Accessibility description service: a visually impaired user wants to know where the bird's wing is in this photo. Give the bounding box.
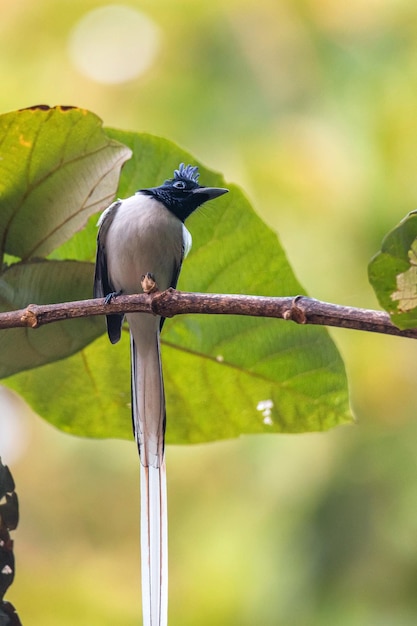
[159,224,192,331]
[94,200,121,298]
[169,223,192,290]
[94,201,124,344]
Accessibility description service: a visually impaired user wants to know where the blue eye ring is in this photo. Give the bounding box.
[173,180,187,189]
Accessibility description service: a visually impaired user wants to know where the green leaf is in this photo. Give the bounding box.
[0,260,103,377]
[0,105,131,260]
[48,212,99,263]
[5,333,129,440]
[5,130,352,442]
[369,210,417,329]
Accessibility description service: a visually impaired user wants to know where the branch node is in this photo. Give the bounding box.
[149,289,171,318]
[284,295,308,324]
[20,306,39,328]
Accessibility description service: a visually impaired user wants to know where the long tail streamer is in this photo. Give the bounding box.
[140,462,168,626]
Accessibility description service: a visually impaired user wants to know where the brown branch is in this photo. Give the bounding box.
[0,289,416,339]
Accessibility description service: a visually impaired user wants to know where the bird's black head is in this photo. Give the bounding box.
[139,163,228,222]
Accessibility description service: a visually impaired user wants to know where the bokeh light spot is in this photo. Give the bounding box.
[68,5,161,84]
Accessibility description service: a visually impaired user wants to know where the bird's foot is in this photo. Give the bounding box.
[141,273,159,294]
[104,290,122,304]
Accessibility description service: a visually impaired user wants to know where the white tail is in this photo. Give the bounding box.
[129,315,168,626]
[140,462,168,626]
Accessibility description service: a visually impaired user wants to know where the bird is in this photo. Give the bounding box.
[93,163,228,626]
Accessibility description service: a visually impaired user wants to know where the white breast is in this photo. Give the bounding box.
[105,194,187,295]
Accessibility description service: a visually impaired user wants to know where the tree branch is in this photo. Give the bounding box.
[0,289,415,339]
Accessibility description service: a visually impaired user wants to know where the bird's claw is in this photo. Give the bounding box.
[141,272,159,294]
[104,290,122,304]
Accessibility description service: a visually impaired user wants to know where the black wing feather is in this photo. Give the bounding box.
[159,240,185,332]
[94,201,124,344]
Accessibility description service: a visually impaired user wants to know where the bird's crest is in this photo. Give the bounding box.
[174,163,200,183]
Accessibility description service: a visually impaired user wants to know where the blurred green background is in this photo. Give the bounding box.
[2,0,417,624]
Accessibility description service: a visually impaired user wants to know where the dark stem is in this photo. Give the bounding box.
[0,289,415,340]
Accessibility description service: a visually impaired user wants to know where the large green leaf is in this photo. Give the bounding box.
[0,106,131,381]
[6,333,130,440]
[0,105,131,260]
[0,260,103,377]
[5,130,352,442]
[369,211,417,330]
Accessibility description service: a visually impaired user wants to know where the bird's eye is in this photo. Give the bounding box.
[173,180,187,189]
